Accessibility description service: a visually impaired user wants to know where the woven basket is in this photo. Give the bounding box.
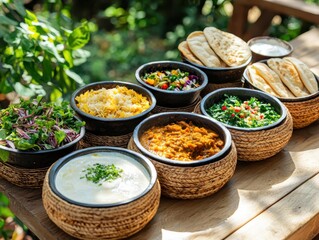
[152,96,201,114]
[0,162,48,188]
[128,139,237,199]
[282,94,319,129]
[243,71,319,129]
[194,104,293,161]
[42,170,161,240]
[79,131,132,148]
[201,81,243,98]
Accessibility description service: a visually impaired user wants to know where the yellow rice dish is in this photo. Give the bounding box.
[75,86,151,118]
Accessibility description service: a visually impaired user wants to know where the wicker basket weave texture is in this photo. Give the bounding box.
[0,162,48,188]
[79,131,133,148]
[128,139,237,199]
[201,81,243,98]
[283,95,319,129]
[152,96,201,114]
[42,171,161,240]
[193,104,293,161]
[228,110,293,161]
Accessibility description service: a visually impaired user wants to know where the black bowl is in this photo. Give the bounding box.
[70,81,156,136]
[200,88,287,131]
[0,119,85,169]
[133,112,232,167]
[242,60,319,102]
[135,61,208,107]
[48,146,157,208]
[181,54,251,84]
[247,36,293,63]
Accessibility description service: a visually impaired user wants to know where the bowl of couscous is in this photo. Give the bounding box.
[70,81,156,136]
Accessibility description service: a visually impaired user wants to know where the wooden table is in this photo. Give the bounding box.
[1,29,319,240]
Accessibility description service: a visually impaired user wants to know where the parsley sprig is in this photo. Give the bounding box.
[81,163,123,186]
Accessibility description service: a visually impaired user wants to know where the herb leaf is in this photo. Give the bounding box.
[81,163,123,186]
[0,97,85,151]
[206,94,281,128]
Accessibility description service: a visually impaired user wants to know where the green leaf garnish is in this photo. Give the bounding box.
[81,163,123,186]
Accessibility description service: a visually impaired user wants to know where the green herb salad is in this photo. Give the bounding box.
[0,96,85,151]
[206,95,281,128]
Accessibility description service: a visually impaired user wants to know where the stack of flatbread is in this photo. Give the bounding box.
[178,27,252,68]
[246,57,318,98]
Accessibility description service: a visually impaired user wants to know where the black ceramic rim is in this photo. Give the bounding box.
[70,81,157,122]
[182,55,252,71]
[200,87,287,132]
[133,112,232,167]
[247,36,293,57]
[135,60,208,95]
[49,146,157,208]
[242,62,319,102]
[0,117,85,155]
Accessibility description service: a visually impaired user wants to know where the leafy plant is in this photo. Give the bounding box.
[0,1,91,102]
[0,193,14,240]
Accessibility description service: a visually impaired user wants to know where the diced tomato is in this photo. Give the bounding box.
[234,106,241,112]
[231,113,235,117]
[239,113,245,118]
[221,105,227,111]
[161,83,168,90]
[260,114,264,119]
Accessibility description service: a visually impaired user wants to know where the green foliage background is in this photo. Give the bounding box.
[1,0,318,100]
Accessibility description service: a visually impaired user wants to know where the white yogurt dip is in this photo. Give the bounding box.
[55,152,150,205]
[250,39,290,56]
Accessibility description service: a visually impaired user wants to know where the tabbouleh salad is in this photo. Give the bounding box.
[206,95,281,128]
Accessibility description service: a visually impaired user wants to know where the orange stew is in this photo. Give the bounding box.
[140,121,224,161]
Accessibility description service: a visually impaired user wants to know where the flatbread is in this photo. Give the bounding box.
[186,31,221,67]
[284,57,318,94]
[247,65,279,97]
[267,58,310,97]
[252,62,295,98]
[203,27,251,67]
[178,41,204,66]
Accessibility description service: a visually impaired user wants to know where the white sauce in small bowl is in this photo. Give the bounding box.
[55,152,150,205]
[250,42,290,56]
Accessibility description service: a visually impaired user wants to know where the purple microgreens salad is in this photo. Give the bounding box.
[0,96,85,151]
[142,69,200,91]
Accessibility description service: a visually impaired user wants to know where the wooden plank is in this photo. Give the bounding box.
[132,121,319,240]
[290,28,319,75]
[225,174,319,240]
[236,0,319,24]
[227,3,250,37]
[229,1,319,38]
[0,180,76,240]
[243,10,275,40]
[290,28,319,59]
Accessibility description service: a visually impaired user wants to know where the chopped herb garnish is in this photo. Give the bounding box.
[0,96,85,151]
[206,94,281,128]
[81,163,123,185]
